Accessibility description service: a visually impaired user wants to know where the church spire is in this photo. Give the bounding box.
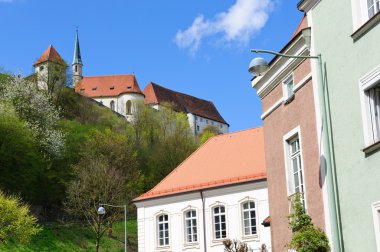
[72,28,83,86]
[72,28,82,65]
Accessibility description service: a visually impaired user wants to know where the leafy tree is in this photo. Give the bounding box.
[0,107,45,202]
[0,191,41,244]
[132,102,197,189]
[199,125,221,145]
[65,159,126,252]
[1,76,64,158]
[287,194,330,252]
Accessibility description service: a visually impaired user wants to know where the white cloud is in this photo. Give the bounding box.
[175,0,272,54]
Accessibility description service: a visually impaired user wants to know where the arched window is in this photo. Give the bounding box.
[184,210,197,243]
[212,205,226,240]
[126,100,132,115]
[241,201,257,236]
[110,100,115,111]
[157,214,169,246]
[75,65,78,72]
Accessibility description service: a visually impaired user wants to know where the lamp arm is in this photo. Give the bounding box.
[251,49,319,60]
[99,203,126,209]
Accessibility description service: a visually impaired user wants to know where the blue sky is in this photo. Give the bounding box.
[0,0,303,132]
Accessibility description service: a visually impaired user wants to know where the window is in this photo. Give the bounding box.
[284,129,306,209]
[195,116,198,121]
[39,66,44,71]
[373,201,380,251]
[212,206,226,240]
[184,210,197,243]
[110,100,115,111]
[126,100,132,115]
[359,66,380,147]
[220,123,223,129]
[367,0,380,18]
[211,121,214,125]
[366,85,380,143]
[206,119,209,124]
[157,214,169,247]
[196,125,200,132]
[283,74,295,101]
[242,201,257,236]
[200,118,203,122]
[75,65,78,72]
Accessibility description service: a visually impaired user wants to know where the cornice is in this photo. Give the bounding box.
[297,0,321,13]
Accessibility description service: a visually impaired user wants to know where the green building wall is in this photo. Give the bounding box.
[310,1,380,251]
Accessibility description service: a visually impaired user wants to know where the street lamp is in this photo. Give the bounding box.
[248,48,343,252]
[97,204,128,252]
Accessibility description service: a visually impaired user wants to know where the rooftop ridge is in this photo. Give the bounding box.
[149,81,214,104]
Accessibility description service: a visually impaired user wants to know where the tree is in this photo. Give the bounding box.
[1,76,64,158]
[223,239,251,252]
[287,194,330,252]
[199,125,221,145]
[65,159,126,252]
[0,191,41,244]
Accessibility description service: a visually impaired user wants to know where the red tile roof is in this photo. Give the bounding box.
[143,82,228,124]
[33,45,67,66]
[74,74,143,97]
[262,216,271,227]
[133,127,266,202]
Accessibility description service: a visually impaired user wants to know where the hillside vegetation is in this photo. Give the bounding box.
[0,72,211,250]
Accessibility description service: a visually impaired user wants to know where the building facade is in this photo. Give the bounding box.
[252,17,329,251]
[298,0,380,251]
[134,127,271,251]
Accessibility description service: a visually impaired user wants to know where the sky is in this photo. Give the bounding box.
[0,0,303,132]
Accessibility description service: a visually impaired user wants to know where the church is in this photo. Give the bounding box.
[32,31,229,135]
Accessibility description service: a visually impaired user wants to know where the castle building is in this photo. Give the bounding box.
[32,31,229,134]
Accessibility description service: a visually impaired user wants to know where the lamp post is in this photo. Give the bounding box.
[248,49,343,252]
[97,204,128,252]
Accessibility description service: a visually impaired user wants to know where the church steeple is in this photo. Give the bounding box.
[72,28,83,86]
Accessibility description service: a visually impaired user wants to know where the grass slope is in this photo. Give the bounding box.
[0,220,137,252]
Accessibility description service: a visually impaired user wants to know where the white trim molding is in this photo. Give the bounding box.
[372,200,380,251]
[358,64,380,148]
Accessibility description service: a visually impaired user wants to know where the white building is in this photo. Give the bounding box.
[133,127,271,252]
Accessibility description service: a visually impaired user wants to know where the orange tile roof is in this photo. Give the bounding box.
[74,74,143,97]
[143,82,228,124]
[33,45,67,66]
[133,127,266,202]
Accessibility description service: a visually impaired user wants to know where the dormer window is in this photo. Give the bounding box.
[127,86,132,89]
[92,87,97,91]
[110,86,115,90]
[80,88,85,92]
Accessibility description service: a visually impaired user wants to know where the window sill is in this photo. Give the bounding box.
[210,239,226,246]
[182,243,200,250]
[352,11,380,41]
[241,234,259,242]
[362,140,380,154]
[284,94,295,105]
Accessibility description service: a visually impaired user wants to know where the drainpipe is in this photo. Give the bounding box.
[200,190,207,252]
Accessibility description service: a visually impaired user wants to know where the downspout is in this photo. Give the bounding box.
[200,190,207,252]
[317,56,344,252]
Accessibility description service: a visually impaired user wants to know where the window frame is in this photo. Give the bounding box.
[282,74,295,102]
[211,204,227,241]
[126,100,132,115]
[156,212,170,249]
[110,100,115,111]
[183,208,199,246]
[372,200,380,251]
[359,64,380,148]
[283,127,307,210]
[239,197,259,241]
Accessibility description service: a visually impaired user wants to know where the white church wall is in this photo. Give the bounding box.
[192,114,229,135]
[93,93,144,121]
[135,181,271,252]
